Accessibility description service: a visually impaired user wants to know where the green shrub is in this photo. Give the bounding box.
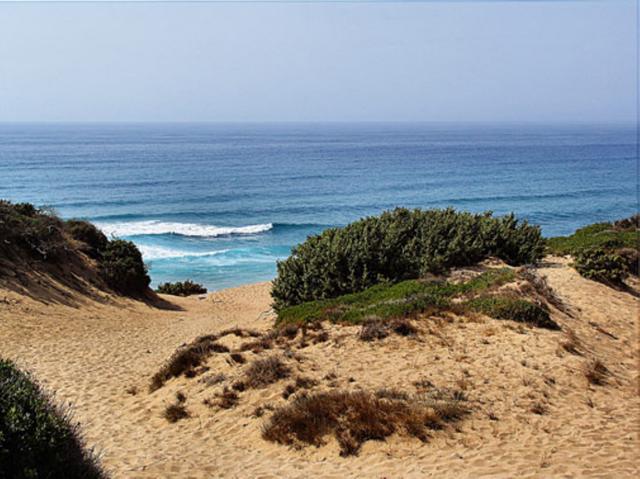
[573,248,628,285]
[156,280,207,296]
[546,221,637,256]
[65,220,108,259]
[272,208,543,309]
[277,268,527,327]
[465,296,559,330]
[99,239,150,295]
[0,358,106,479]
[0,200,67,261]
[616,247,639,276]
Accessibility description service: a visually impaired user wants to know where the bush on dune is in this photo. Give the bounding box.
[546,215,638,284]
[573,248,628,285]
[99,239,150,295]
[272,208,544,309]
[156,280,207,296]
[0,358,106,479]
[65,219,109,259]
[0,200,68,261]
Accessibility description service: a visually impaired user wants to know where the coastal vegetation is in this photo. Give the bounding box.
[272,208,544,310]
[0,200,150,296]
[547,215,638,285]
[276,268,558,330]
[262,388,468,456]
[156,280,207,296]
[0,358,106,479]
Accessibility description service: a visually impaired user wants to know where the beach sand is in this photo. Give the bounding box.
[1,257,638,478]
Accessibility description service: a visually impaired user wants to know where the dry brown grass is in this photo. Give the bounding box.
[584,359,609,386]
[262,389,468,456]
[559,328,582,356]
[519,267,574,317]
[150,335,230,391]
[359,318,389,341]
[164,403,189,423]
[244,356,291,389]
[358,316,418,342]
[216,388,240,409]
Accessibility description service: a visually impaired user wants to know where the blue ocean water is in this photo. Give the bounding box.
[0,123,636,291]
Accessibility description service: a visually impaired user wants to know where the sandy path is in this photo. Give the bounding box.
[1,259,638,478]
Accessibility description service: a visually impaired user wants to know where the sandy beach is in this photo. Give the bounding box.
[1,256,638,478]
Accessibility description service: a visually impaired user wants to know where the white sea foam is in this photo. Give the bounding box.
[96,220,273,238]
[138,245,231,260]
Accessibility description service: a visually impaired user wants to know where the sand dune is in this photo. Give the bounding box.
[1,257,638,478]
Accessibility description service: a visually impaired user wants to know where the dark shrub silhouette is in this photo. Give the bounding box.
[100,239,150,295]
[0,358,106,478]
[156,280,207,296]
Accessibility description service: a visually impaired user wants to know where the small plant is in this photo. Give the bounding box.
[164,403,189,423]
[574,248,628,285]
[150,335,228,391]
[244,356,291,389]
[100,239,150,295]
[156,280,207,296]
[359,318,389,341]
[0,358,106,478]
[216,388,240,409]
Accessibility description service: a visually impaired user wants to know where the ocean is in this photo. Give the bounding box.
[0,122,636,291]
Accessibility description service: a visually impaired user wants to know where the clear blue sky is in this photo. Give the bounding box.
[0,0,636,122]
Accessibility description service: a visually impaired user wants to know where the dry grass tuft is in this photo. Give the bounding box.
[244,356,291,389]
[164,403,189,423]
[584,359,609,386]
[216,388,240,409]
[530,401,548,415]
[262,389,468,456]
[559,329,582,356]
[359,318,389,341]
[390,318,418,336]
[519,267,574,316]
[150,335,231,391]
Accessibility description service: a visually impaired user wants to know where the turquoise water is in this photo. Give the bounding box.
[0,122,636,290]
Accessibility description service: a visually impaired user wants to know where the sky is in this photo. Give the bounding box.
[0,0,636,123]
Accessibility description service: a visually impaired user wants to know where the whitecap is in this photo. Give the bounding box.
[138,245,231,260]
[95,220,273,238]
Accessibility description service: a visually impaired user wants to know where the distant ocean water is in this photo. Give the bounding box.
[0,123,636,290]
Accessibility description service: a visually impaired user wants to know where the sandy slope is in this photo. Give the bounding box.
[1,257,638,478]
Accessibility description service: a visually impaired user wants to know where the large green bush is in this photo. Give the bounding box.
[65,220,108,259]
[0,358,107,479]
[272,208,543,309]
[100,239,150,295]
[574,247,628,285]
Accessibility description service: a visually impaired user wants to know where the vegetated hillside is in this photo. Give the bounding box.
[0,200,150,301]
